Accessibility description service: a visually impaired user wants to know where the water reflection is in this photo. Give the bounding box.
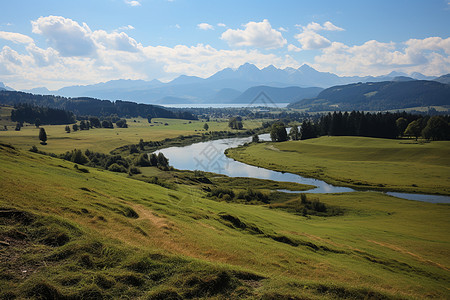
[155,135,450,203]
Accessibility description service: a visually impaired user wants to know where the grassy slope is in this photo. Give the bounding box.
[226,136,450,195]
[0,116,263,154]
[0,143,449,299]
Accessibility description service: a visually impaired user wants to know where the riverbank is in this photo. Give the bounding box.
[225,136,450,196]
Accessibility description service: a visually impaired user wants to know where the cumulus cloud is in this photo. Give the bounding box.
[217,23,226,27]
[294,21,343,50]
[125,0,141,6]
[0,31,34,44]
[92,30,141,52]
[313,37,450,76]
[31,16,96,57]
[221,19,287,49]
[197,23,214,30]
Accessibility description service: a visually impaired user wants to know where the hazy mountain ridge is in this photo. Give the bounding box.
[288,80,450,111]
[13,64,445,105]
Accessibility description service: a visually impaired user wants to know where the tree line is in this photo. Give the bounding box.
[267,111,449,142]
[11,103,75,125]
[0,90,197,120]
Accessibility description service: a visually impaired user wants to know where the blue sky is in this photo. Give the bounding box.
[1,0,449,89]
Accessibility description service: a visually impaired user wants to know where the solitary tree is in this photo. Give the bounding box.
[203,123,209,131]
[39,127,47,145]
[252,134,259,143]
[65,125,71,133]
[270,122,288,142]
[34,118,41,128]
[72,124,79,131]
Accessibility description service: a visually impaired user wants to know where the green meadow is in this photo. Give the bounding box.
[1,141,449,299]
[226,136,450,195]
[0,108,263,154]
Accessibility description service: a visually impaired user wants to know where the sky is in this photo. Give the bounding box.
[1,0,449,90]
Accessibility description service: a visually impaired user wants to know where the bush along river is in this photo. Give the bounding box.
[154,134,450,204]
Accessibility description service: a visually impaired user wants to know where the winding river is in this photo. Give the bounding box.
[155,134,450,204]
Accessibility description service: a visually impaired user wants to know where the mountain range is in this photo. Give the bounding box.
[10,64,445,105]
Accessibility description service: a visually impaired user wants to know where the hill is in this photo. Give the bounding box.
[288,80,450,111]
[1,141,449,299]
[0,91,197,120]
[231,86,323,104]
[434,74,450,85]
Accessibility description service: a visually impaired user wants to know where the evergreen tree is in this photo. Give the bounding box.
[300,120,317,140]
[72,124,79,131]
[203,123,209,131]
[65,125,71,133]
[35,118,41,128]
[39,128,47,145]
[252,134,259,143]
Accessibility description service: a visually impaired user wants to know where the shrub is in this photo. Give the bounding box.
[108,163,127,173]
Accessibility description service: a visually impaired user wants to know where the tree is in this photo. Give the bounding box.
[252,134,259,143]
[65,125,71,133]
[116,119,128,128]
[289,125,300,140]
[422,116,449,141]
[228,117,243,130]
[39,128,47,145]
[89,117,101,128]
[404,119,423,140]
[270,122,288,142]
[72,124,79,131]
[396,117,408,137]
[101,120,114,129]
[147,115,152,123]
[15,122,21,131]
[300,120,317,140]
[34,118,41,128]
[203,123,209,131]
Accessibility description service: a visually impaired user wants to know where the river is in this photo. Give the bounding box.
[155,134,450,204]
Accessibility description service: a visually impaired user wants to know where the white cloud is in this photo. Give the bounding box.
[125,0,141,6]
[221,19,287,49]
[295,21,343,50]
[278,27,288,32]
[287,44,301,52]
[313,37,450,76]
[92,30,141,52]
[217,23,226,27]
[117,25,135,31]
[0,31,34,44]
[295,31,331,50]
[31,16,96,57]
[197,23,214,30]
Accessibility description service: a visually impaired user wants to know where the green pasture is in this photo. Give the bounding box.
[0,143,449,299]
[0,115,262,154]
[226,136,450,195]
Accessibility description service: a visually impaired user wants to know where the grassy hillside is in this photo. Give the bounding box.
[226,136,450,195]
[1,143,449,299]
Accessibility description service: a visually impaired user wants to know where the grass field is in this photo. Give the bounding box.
[226,136,450,195]
[0,111,263,154]
[1,143,449,299]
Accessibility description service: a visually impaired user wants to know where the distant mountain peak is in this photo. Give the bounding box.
[237,63,260,71]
